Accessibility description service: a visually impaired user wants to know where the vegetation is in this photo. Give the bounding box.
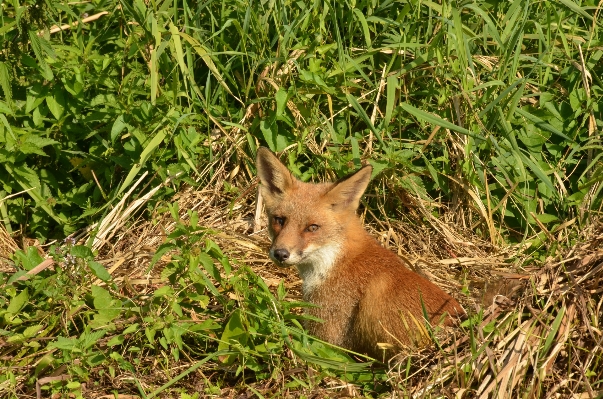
[0,0,602,397]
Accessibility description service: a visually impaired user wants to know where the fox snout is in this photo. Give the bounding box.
[270,247,291,265]
[269,244,305,267]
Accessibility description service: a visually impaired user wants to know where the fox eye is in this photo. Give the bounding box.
[273,216,285,226]
[306,224,319,232]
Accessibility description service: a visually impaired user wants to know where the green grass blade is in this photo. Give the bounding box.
[400,102,479,139]
[346,93,383,146]
[384,75,397,127]
[556,0,594,22]
[117,128,167,196]
[515,108,572,141]
[541,305,566,356]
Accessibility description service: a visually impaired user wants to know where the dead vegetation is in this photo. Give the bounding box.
[385,222,603,398]
[0,224,18,272]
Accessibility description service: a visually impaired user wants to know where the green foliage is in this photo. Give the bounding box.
[0,210,381,397]
[0,0,600,243]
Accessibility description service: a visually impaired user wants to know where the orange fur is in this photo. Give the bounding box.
[256,147,465,358]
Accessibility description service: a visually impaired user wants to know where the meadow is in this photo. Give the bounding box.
[0,0,602,397]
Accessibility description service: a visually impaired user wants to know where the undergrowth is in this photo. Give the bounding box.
[1,207,387,397]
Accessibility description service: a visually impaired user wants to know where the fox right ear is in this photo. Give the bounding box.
[256,147,294,197]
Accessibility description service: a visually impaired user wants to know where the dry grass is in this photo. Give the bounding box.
[386,222,603,398]
[0,224,18,272]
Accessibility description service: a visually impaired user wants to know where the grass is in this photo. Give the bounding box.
[0,0,602,397]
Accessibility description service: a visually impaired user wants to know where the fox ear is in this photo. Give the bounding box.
[256,147,294,197]
[325,165,372,211]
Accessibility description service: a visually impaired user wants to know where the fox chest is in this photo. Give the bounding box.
[303,279,363,347]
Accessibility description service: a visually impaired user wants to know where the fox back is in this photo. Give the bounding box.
[256,148,464,358]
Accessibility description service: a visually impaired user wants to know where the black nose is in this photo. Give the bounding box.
[273,248,290,262]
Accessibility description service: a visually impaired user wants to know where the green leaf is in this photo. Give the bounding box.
[150,47,158,105]
[218,309,248,364]
[123,324,140,335]
[48,336,77,351]
[353,8,372,49]
[534,214,559,224]
[275,88,288,117]
[277,280,286,301]
[26,83,48,113]
[149,242,176,271]
[384,75,397,127]
[368,159,388,179]
[0,62,12,108]
[23,324,44,338]
[117,128,167,196]
[111,115,129,143]
[0,100,12,116]
[518,152,556,195]
[298,70,335,94]
[90,285,121,327]
[4,163,65,224]
[28,31,53,81]
[422,155,449,195]
[515,108,571,141]
[13,247,44,271]
[259,114,291,152]
[198,252,221,283]
[63,78,83,96]
[541,305,566,355]
[291,346,370,371]
[107,335,125,347]
[154,286,174,297]
[91,286,113,310]
[24,135,58,150]
[555,0,594,21]
[346,94,383,146]
[88,261,112,281]
[46,90,65,120]
[7,289,29,315]
[71,245,94,259]
[400,102,479,139]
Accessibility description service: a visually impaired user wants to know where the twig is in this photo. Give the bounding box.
[38,11,109,36]
[15,258,55,281]
[366,64,387,155]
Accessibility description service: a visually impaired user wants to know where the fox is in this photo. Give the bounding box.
[255,147,465,358]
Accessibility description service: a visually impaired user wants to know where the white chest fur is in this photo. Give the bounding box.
[296,243,342,295]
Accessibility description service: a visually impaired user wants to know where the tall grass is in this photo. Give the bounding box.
[0,0,600,243]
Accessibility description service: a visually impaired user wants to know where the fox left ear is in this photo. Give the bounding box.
[325,165,373,211]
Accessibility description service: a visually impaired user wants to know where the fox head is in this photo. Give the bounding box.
[256,147,372,286]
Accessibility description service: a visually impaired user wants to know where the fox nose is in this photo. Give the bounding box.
[273,248,290,262]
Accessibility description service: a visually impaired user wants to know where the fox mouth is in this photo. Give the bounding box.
[272,260,295,268]
[269,254,297,268]
[269,249,301,267]
[269,243,341,269]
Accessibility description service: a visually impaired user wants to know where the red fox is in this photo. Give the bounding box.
[256,147,465,358]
